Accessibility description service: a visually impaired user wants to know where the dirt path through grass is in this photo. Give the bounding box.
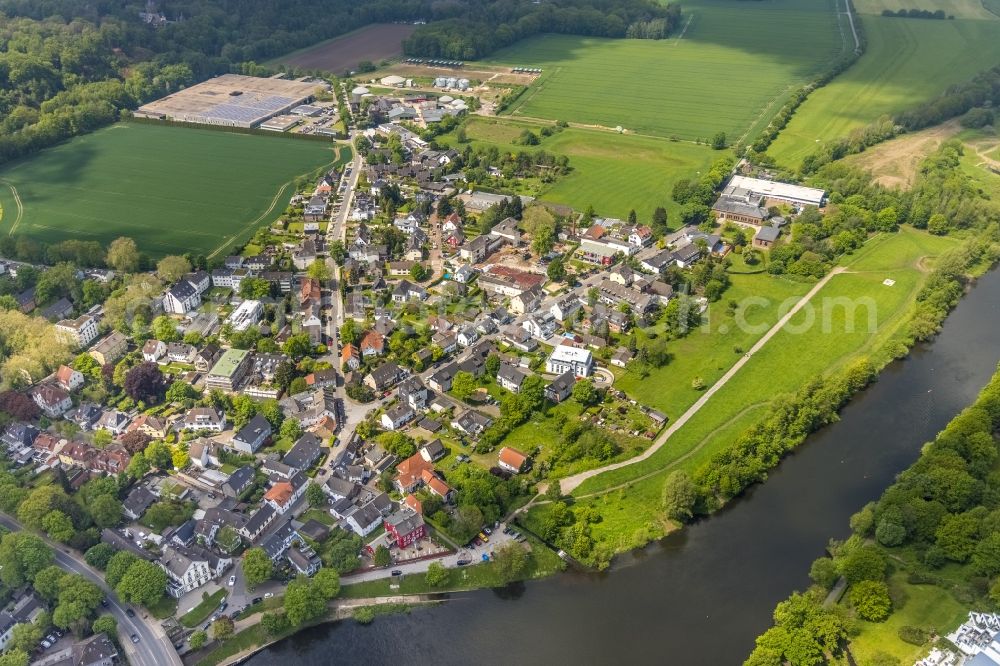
[558,266,848,494]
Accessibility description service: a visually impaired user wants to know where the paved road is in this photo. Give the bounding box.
[557,267,849,494]
[0,514,182,666]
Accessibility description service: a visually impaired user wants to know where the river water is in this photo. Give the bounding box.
[251,269,1000,666]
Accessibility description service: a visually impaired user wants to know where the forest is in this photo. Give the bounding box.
[402,0,682,59]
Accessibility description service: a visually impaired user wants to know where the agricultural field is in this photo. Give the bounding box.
[768,15,1000,167]
[442,116,715,221]
[268,23,416,73]
[486,0,845,141]
[0,123,338,258]
[523,229,960,553]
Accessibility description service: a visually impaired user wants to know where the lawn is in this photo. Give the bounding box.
[845,572,969,664]
[0,123,340,258]
[180,589,227,628]
[443,116,715,221]
[768,15,1000,167]
[525,229,959,555]
[300,508,335,526]
[486,0,844,141]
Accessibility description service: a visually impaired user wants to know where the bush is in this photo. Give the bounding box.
[849,580,892,622]
[353,606,376,625]
[897,625,930,645]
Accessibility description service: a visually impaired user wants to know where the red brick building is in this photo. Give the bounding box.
[385,509,426,548]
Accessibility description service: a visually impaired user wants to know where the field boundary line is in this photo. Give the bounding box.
[0,179,25,235]
[207,180,291,260]
[673,13,694,45]
[507,67,561,117]
[561,266,848,495]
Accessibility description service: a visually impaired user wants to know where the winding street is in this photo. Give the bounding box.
[556,267,848,495]
[0,513,182,666]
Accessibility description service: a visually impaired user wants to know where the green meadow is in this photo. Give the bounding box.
[769,14,1000,167]
[487,0,845,141]
[444,116,715,221]
[523,229,960,554]
[0,123,339,258]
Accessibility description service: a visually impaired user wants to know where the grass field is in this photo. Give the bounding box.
[845,572,968,664]
[267,23,416,72]
[769,15,1000,167]
[0,123,339,258]
[486,0,845,141]
[523,229,960,554]
[444,116,715,220]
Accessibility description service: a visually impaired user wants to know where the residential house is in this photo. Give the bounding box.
[65,403,102,431]
[142,339,166,363]
[54,365,84,392]
[431,330,457,354]
[612,346,636,367]
[123,486,156,520]
[546,344,594,377]
[346,502,384,537]
[127,414,169,439]
[240,504,276,542]
[324,476,360,502]
[279,388,337,428]
[522,312,557,339]
[55,314,99,348]
[222,465,255,498]
[182,407,226,432]
[385,509,427,548]
[188,438,222,469]
[160,543,231,598]
[232,414,271,454]
[284,433,324,472]
[195,343,222,372]
[456,325,479,348]
[497,364,528,393]
[510,286,544,316]
[163,280,200,315]
[394,452,433,494]
[451,410,493,437]
[498,446,529,474]
[398,377,428,410]
[341,343,361,371]
[364,362,401,392]
[544,370,576,403]
[381,405,415,431]
[550,295,581,322]
[501,325,538,352]
[31,384,72,418]
[391,279,427,303]
[359,330,385,357]
[427,363,457,392]
[264,472,309,514]
[89,332,128,366]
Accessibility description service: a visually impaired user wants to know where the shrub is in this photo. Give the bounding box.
[897,625,929,645]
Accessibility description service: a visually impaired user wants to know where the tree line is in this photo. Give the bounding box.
[880,8,950,18]
[402,0,681,60]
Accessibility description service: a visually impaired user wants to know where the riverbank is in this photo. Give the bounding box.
[520,228,999,567]
[192,596,437,666]
[745,362,1000,665]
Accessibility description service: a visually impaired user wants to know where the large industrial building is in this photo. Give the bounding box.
[135,74,325,129]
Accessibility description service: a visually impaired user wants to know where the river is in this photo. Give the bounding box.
[250,268,1000,666]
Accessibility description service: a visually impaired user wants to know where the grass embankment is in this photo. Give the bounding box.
[0,123,339,257]
[443,115,715,221]
[180,589,227,628]
[487,0,843,141]
[769,15,1000,167]
[523,228,960,555]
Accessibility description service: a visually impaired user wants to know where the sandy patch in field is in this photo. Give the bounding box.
[846,120,961,189]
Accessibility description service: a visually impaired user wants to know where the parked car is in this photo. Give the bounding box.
[125,608,135,618]
[40,640,52,649]
[482,527,492,536]
[252,597,263,605]
[478,532,489,543]
[264,592,274,599]
[391,570,402,576]
[456,559,471,566]
[228,575,236,586]
[131,634,140,644]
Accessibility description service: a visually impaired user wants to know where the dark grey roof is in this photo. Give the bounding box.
[123,486,156,517]
[755,226,781,242]
[235,414,271,444]
[283,433,323,470]
[244,503,276,535]
[547,370,576,394]
[497,363,527,387]
[225,465,255,492]
[711,196,767,219]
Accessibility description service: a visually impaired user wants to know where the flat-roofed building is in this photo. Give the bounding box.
[205,348,253,392]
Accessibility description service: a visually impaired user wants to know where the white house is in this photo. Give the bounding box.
[546,344,594,377]
[380,405,415,431]
[142,339,166,363]
[159,544,231,598]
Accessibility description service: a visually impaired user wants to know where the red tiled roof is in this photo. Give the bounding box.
[498,447,528,471]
